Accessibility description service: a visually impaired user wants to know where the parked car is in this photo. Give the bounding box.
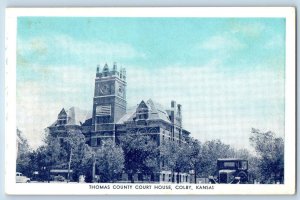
[53,175,65,182]
[209,158,249,184]
[16,172,30,183]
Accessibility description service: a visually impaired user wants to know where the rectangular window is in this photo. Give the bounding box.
[91,138,97,146]
[163,174,165,182]
[239,161,248,170]
[223,162,236,168]
[97,138,102,146]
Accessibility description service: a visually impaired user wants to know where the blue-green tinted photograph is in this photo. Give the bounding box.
[16,17,285,184]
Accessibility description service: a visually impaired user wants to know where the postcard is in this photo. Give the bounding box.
[5,7,295,195]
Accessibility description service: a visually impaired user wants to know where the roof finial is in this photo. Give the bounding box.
[103,63,109,71]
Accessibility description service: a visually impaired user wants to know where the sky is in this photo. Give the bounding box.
[16,17,285,150]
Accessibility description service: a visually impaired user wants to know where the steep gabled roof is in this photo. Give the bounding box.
[58,108,67,117]
[146,99,171,123]
[66,107,92,126]
[49,107,92,127]
[117,99,171,124]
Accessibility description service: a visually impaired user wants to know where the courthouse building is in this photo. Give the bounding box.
[48,63,191,183]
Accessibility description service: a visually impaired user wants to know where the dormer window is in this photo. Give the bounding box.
[57,108,67,126]
[136,101,149,120]
[137,108,149,120]
[58,115,67,125]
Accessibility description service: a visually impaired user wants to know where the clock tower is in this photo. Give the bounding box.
[92,62,127,134]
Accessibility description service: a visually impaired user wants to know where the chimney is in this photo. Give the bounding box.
[170,100,176,123]
[177,104,182,116]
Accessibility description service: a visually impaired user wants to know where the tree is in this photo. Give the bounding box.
[160,137,200,183]
[186,138,202,183]
[95,140,125,183]
[120,134,159,183]
[31,129,86,182]
[249,128,284,183]
[77,144,95,183]
[30,135,64,182]
[62,129,86,182]
[199,139,235,178]
[160,140,180,182]
[16,129,32,177]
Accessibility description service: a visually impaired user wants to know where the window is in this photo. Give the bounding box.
[58,118,67,125]
[97,138,102,146]
[238,161,248,170]
[221,161,236,168]
[163,174,165,182]
[59,138,64,145]
[97,116,110,123]
[136,105,149,120]
[91,138,97,147]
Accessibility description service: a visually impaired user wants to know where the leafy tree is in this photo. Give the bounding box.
[16,129,32,177]
[61,129,86,182]
[77,144,95,183]
[30,130,86,182]
[160,137,200,183]
[199,139,235,178]
[186,138,202,182]
[249,128,284,184]
[120,134,159,183]
[95,140,124,183]
[30,135,64,182]
[160,140,180,182]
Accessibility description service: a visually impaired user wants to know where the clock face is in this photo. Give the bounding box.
[99,84,110,95]
[116,85,123,98]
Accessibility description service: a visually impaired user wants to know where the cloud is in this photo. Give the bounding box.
[199,34,245,51]
[230,21,266,37]
[17,34,146,66]
[16,64,96,149]
[264,34,285,50]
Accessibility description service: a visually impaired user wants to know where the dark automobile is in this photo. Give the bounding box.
[53,175,66,182]
[209,158,248,184]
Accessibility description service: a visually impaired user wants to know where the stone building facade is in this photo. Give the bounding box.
[48,63,191,183]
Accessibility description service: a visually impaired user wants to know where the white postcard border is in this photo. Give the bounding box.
[5,7,296,195]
